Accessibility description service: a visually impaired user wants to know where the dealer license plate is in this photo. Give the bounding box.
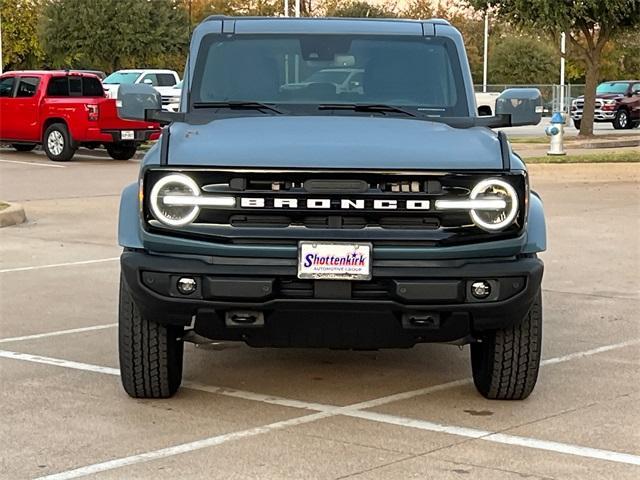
[297,242,372,281]
[121,130,135,140]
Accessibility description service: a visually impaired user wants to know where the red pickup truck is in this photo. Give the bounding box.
[0,71,160,161]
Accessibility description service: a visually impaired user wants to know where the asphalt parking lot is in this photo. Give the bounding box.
[0,148,639,480]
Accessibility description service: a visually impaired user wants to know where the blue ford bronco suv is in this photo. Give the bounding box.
[116,16,546,400]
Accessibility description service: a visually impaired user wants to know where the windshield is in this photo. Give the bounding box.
[596,82,629,95]
[103,71,141,85]
[192,34,468,116]
[307,70,352,85]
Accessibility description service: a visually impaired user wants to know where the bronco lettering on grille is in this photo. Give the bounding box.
[239,198,431,210]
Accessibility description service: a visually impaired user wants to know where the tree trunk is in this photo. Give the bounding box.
[579,60,599,137]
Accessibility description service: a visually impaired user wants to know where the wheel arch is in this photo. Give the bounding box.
[42,117,69,141]
[478,105,492,116]
[119,182,144,249]
[523,191,547,253]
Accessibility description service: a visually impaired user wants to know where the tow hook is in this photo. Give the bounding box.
[225,310,265,327]
[402,312,440,329]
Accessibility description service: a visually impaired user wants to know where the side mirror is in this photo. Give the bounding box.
[633,89,640,96]
[143,78,153,85]
[496,88,543,126]
[116,83,162,122]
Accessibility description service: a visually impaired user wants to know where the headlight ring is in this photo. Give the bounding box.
[469,178,519,231]
[149,173,201,227]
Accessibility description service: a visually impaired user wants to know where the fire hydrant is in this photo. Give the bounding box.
[545,112,566,156]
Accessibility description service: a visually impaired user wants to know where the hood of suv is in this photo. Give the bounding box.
[163,116,505,170]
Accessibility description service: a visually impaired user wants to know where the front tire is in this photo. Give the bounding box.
[12,143,37,152]
[43,123,76,161]
[119,274,184,398]
[613,109,630,129]
[470,292,542,400]
[572,119,581,130]
[106,142,137,160]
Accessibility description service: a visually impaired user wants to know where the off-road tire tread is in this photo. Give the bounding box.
[471,293,542,400]
[119,275,183,398]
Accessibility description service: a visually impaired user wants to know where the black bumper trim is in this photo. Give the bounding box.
[121,250,543,340]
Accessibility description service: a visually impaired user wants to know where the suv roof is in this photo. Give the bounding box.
[202,15,452,26]
[195,16,453,36]
[1,70,101,78]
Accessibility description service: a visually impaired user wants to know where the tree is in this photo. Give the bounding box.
[467,0,640,136]
[326,1,396,18]
[40,0,189,73]
[1,0,45,70]
[489,35,558,85]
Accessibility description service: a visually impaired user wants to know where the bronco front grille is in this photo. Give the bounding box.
[143,168,527,246]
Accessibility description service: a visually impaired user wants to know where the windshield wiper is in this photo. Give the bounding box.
[318,103,417,117]
[193,101,283,114]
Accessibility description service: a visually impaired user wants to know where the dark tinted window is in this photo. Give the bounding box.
[69,76,82,96]
[0,76,15,97]
[47,77,69,96]
[16,77,40,97]
[157,73,177,86]
[82,77,104,96]
[46,76,105,97]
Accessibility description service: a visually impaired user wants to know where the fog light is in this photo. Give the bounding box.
[471,281,491,299]
[177,277,197,295]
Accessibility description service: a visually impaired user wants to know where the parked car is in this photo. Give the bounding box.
[0,70,160,161]
[103,69,180,104]
[116,16,546,401]
[475,91,500,116]
[163,80,182,112]
[571,80,640,129]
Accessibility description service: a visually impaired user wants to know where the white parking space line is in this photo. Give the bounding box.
[0,350,120,376]
[541,339,640,365]
[37,412,333,480]
[2,337,640,478]
[0,324,117,344]
[347,338,640,411]
[0,257,119,274]
[0,158,67,168]
[347,410,640,466]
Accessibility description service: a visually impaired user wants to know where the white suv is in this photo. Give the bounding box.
[103,69,180,103]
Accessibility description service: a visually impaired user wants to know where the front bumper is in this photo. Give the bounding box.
[83,128,160,143]
[570,107,616,122]
[121,250,543,348]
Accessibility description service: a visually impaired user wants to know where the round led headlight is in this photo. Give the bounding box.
[469,179,519,231]
[149,174,201,227]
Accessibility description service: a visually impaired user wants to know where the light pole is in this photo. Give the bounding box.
[482,12,489,93]
[559,32,566,113]
[0,15,3,75]
[295,0,301,17]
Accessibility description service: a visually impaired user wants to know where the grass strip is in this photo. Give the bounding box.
[524,151,640,164]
